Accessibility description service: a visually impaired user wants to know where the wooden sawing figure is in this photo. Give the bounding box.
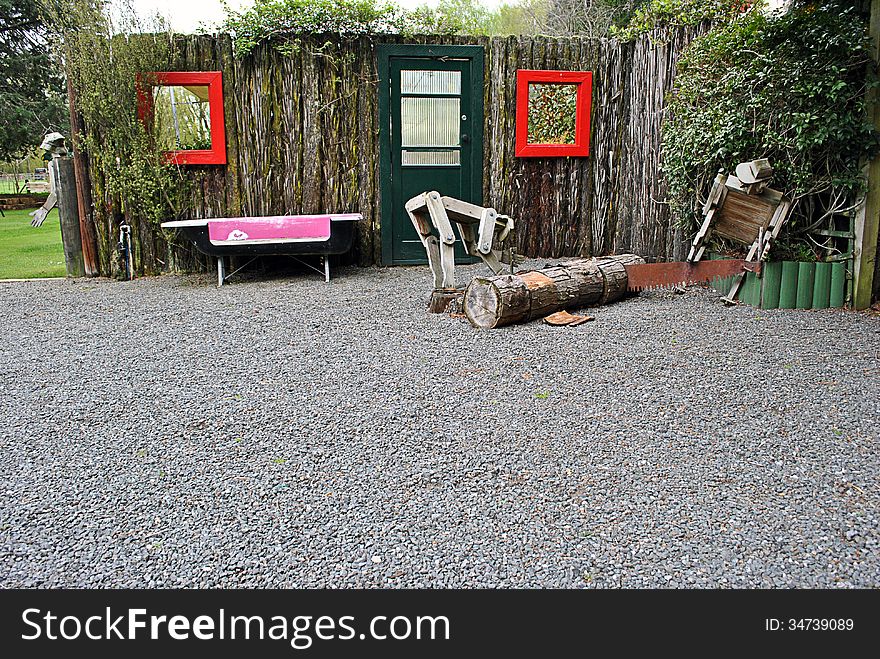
[405,191,515,310]
[687,158,792,303]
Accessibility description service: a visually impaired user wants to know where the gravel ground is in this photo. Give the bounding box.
[1,261,878,588]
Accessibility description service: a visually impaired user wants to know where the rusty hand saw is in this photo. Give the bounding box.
[625,260,761,292]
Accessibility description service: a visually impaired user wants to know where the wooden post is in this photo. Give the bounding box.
[67,78,99,276]
[52,156,86,278]
[854,0,880,308]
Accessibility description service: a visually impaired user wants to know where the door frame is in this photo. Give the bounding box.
[377,43,485,266]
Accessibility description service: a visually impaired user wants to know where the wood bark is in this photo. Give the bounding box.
[67,78,99,276]
[427,288,462,313]
[53,157,86,277]
[463,253,644,329]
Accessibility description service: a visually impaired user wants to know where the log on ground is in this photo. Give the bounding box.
[463,254,645,329]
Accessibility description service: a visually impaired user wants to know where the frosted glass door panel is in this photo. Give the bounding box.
[401,150,460,165]
[401,70,461,95]
[401,97,461,148]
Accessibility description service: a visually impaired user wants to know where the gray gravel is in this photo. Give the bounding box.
[1,261,878,588]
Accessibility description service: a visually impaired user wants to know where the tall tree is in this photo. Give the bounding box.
[534,0,645,37]
[408,0,495,34]
[0,0,66,161]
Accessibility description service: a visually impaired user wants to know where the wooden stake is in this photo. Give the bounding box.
[854,0,880,308]
[52,157,86,278]
[67,78,99,276]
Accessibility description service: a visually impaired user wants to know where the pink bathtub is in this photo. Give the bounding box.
[161,213,362,285]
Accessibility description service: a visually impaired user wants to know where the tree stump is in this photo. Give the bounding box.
[463,254,645,329]
[427,288,463,313]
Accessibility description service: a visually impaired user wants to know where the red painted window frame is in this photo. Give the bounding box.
[137,71,227,165]
[515,69,592,158]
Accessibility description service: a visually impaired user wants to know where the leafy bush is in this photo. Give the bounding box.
[0,0,67,160]
[613,0,750,40]
[406,0,496,36]
[661,2,876,245]
[222,0,409,55]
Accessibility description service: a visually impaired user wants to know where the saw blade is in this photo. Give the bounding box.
[624,260,760,292]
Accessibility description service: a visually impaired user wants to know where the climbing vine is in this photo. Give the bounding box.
[661,2,876,257]
[45,0,184,273]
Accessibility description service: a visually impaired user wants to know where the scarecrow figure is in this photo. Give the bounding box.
[29,132,69,228]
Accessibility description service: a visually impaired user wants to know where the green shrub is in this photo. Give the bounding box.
[661,2,876,245]
[613,0,749,40]
[222,0,409,55]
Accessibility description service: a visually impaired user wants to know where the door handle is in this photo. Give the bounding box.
[461,134,470,144]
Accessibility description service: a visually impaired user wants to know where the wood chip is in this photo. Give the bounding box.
[543,310,594,326]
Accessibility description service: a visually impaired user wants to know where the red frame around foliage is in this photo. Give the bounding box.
[137,71,227,165]
[515,69,592,158]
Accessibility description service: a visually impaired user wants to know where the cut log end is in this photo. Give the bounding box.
[463,278,502,328]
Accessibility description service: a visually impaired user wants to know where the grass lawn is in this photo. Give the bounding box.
[1,180,31,194]
[0,208,66,279]
[0,180,21,194]
[0,180,50,194]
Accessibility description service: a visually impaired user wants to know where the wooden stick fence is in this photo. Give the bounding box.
[74,28,707,276]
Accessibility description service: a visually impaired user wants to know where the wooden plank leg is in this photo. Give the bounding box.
[425,191,458,289]
[217,256,225,287]
[324,256,330,283]
[407,203,443,289]
[722,242,759,304]
[457,223,479,257]
[439,240,455,288]
[458,221,504,274]
[424,236,444,289]
[688,209,715,262]
[759,198,791,261]
[482,250,504,275]
[406,204,433,238]
[723,275,744,305]
[426,191,456,245]
[476,207,498,254]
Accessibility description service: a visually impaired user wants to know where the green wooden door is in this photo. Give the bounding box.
[379,45,484,265]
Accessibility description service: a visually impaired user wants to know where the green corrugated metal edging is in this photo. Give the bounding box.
[708,255,847,309]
